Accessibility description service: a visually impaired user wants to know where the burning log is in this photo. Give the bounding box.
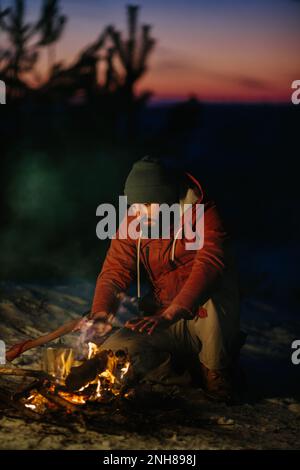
[38,386,78,413]
[13,379,44,401]
[65,349,114,392]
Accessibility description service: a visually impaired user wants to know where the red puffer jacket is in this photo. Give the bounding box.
[92,172,230,318]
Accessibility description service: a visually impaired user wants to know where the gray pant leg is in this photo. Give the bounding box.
[101,327,176,384]
[101,297,239,383]
[186,298,240,370]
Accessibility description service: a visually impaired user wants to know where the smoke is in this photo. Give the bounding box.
[7,152,66,224]
[74,293,140,356]
[0,146,136,281]
[1,151,77,279]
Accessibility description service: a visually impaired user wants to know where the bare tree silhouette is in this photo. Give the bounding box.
[35,0,67,76]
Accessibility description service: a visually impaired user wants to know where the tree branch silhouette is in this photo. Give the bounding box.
[35,0,67,77]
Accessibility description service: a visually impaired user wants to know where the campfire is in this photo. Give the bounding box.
[1,344,132,417]
[0,335,204,437]
[0,298,195,437]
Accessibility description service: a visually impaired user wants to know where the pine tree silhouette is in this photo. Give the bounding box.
[0,2,10,74]
[0,0,38,97]
[0,2,155,108]
[0,1,10,21]
[107,5,155,100]
[35,0,67,76]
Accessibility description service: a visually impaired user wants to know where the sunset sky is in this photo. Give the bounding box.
[3,0,300,103]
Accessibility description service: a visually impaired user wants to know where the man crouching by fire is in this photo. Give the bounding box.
[84,156,244,403]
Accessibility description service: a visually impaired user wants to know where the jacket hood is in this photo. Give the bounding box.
[179,171,204,212]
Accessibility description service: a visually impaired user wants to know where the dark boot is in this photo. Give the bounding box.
[200,363,233,403]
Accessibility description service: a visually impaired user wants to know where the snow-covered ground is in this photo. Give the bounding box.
[0,281,299,450]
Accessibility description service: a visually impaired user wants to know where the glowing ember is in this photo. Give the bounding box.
[78,383,90,392]
[22,390,52,414]
[25,403,36,410]
[57,391,86,405]
[95,379,101,398]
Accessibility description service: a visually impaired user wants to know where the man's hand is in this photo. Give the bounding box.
[125,304,188,335]
[125,314,169,336]
[73,311,113,337]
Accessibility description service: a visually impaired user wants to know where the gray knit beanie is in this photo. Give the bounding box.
[124,156,178,205]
